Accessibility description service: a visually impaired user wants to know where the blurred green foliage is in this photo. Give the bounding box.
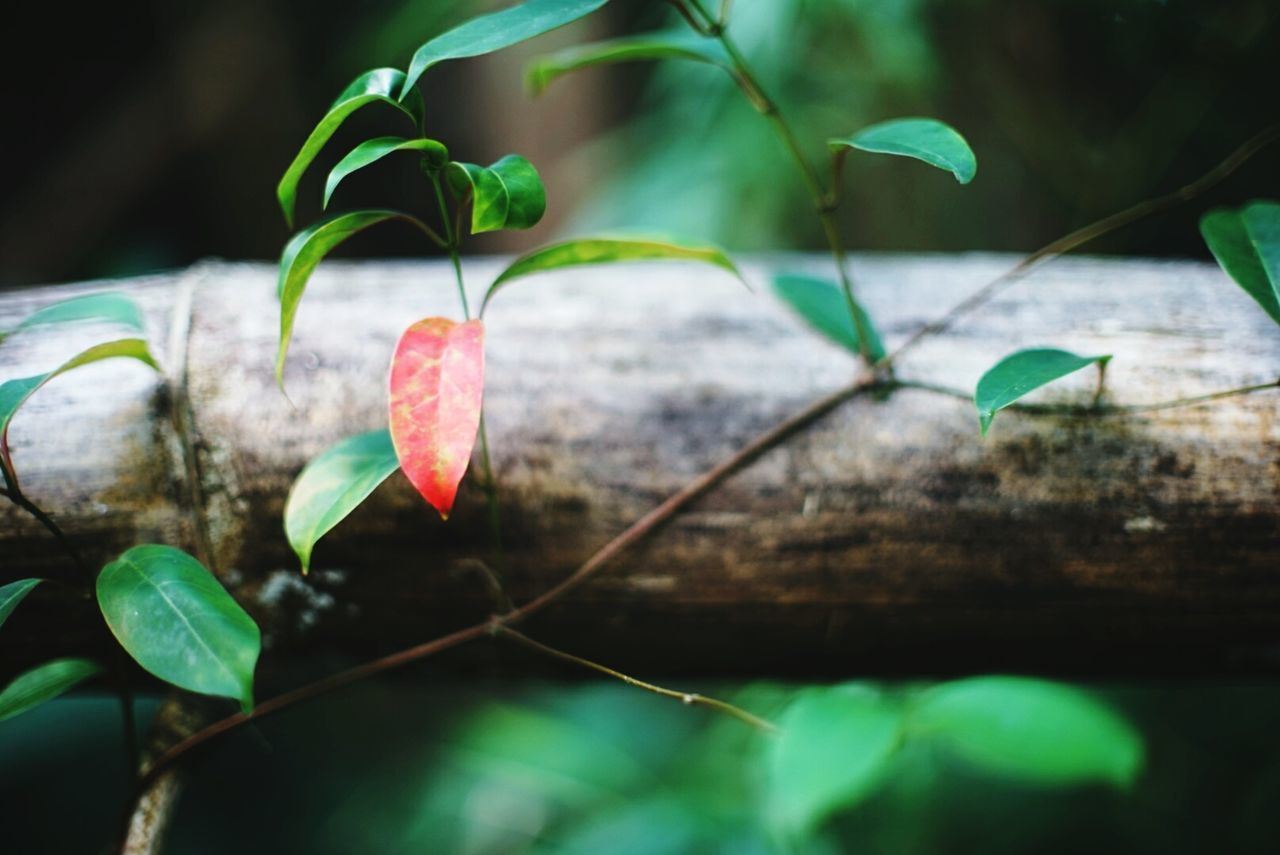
[2,0,1275,285]
[7,677,1280,852]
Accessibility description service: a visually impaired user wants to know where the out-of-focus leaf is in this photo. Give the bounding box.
[0,339,159,485]
[910,676,1144,788]
[831,117,977,184]
[526,31,729,95]
[482,237,744,313]
[1200,200,1280,325]
[768,685,902,835]
[324,136,449,209]
[277,69,425,227]
[0,659,101,723]
[277,209,431,385]
[388,318,485,520]
[0,579,41,630]
[401,0,612,98]
[0,293,145,345]
[284,429,400,574]
[772,273,885,361]
[974,348,1109,435]
[97,545,260,712]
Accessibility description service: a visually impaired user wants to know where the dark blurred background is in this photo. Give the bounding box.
[0,0,1276,287]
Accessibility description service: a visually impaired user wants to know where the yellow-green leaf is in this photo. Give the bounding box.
[284,429,400,573]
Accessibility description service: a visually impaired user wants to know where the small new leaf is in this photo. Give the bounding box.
[324,137,449,209]
[910,676,1143,788]
[772,273,885,361]
[98,545,261,711]
[974,348,1110,435]
[389,318,486,519]
[0,339,159,487]
[278,69,425,227]
[0,579,41,630]
[831,117,977,185]
[768,685,902,835]
[285,429,400,573]
[0,293,146,345]
[526,31,729,95]
[0,658,101,723]
[447,155,547,234]
[483,237,744,314]
[1200,200,1280,325]
[401,0,612,99]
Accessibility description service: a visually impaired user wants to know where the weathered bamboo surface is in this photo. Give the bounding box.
[1,255,1277,676]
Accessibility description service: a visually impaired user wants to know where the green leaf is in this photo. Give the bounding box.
[401,0,612,99]
[97,545,260,712]
[447,163,510,234]
[0,579,41,630]
[974,348,1110,436]
[0,293,145,345]
[490,155,547,230]
[285,429,400,574]
[910,676,1143,788]
[277,69,425,228]
[277,209,428,385]
[446,154,546,234]
[772,273,885,361]
[323,136,449,210]
[831,117,977,184]
[1200,200,1280,325]
[1,339,160,486]
[0,658,101,723]
[768,685,902,835]
[526,30,729,95]
[482,237,744,314]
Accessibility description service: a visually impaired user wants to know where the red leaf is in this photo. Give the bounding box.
[388,317,485,519]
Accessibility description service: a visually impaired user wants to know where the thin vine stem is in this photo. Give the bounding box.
[124,376,880,818]
[0,471,140,778]
[686,0,876,366]
[493,624,777,734]
[894,376,1280,416]
[883,123,1280,366]
[430,168,505,571]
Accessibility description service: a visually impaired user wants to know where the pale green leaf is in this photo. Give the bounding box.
[285,429,400,573]
[324,136,449,209]
[772,273,885,361]
[1200,200,1280,325]
[910,676,1144,788]
[277,69,425,227]
[0,658,101,723]
[768,685,902,835]
[0,293,145,345]
[1,339,160,486]
[482,237,744,314]
[0,579,41,630]
[975,348,1110,436]
[97,545,260,711]
[401,0,612,99]
[526,30,729,95]
[831,117,977,184]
